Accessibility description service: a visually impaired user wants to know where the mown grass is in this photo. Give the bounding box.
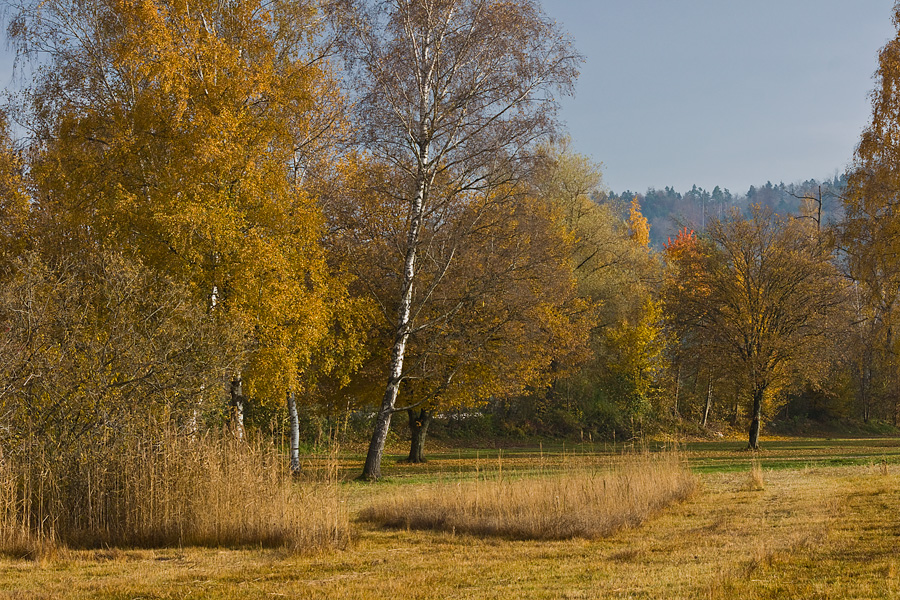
[316,436,900,481]
[1,438,899,599]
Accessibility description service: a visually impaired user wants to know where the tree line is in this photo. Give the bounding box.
[2,0,900,490]
[609,176,847,248]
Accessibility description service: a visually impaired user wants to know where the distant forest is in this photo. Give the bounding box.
[606,176,847,248]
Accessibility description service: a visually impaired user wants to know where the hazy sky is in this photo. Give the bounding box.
[542,1,897,195]
[0,1,894,196]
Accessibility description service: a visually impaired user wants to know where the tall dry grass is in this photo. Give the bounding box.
[359,451,696,540]
[748,459,765,491]
[0,430,349,557]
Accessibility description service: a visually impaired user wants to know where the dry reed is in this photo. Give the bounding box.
[0,430,349,557]
[748,460,765,491]
[359,452,695,540]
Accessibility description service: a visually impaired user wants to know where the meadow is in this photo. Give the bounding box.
[2,437,900,599]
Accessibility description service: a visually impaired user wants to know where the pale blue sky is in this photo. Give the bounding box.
[0,2,894,196]
[543,1,897,195]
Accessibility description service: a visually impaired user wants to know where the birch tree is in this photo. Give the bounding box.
[333,164,592,463]
[11,0,351,429]
[843,1,900,424]
[332,0,581,479]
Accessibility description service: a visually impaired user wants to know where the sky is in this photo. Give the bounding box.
[542,0,898,196]
[0,2,893,197]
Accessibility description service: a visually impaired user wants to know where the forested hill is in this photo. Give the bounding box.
[605,175,848,248]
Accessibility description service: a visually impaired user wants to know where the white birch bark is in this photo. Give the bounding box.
[288,390,300,474]
[362,162,427,480]
[230,375,245,441]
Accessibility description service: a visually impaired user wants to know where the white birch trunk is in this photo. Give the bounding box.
[288,391,301,474]
[230,375,245,441]
[361,162,428,480]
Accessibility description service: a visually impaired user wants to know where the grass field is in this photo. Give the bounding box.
[2,437,900,599]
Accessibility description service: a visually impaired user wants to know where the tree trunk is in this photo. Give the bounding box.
[361,162,428,481]
[863,367,872,423]
[862,364,872,423]
[701,379,712,427]
[406,408,432,463]
[748,386,764,449]
[230,375,245,441]
[673,363,681,418]
[288,391,301,475]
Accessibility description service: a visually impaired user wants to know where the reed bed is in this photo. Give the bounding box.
[359,451,696,540]
[0,431,349,557]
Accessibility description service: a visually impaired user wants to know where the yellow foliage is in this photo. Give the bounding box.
[334,162,594,413]
[629,197,651,248]
[18,0,357,406]
[0,112,28,268]
[602,298,664,398]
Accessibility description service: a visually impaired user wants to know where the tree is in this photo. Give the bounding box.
[400,192,590,462]
[663,207,845,448]
[330,158,591,463]
[629,197,651,248]
[333,0,581,479]
[0,249,240,458]
[0,111,28,271]
[11,0,351,428]
[843,1,900,424]
[530,144,661,438]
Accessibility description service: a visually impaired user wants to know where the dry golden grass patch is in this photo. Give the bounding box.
[359,452,696,540]
[2,451,900,599]
[0,432,350,556]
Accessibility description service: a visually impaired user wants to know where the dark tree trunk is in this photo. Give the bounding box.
[859,363,871,423]
[288,391,301,475]
[748,386,764,449]
[230,375,245,441]
[406,408,432,463]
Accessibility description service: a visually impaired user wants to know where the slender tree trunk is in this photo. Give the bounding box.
[862,364,872,424]
[188,404,200,441]
[732,392,740,426]
[230,375,245,441]
[748,386,764,450]
[673,363,681,418]
[701,379,712,427]
[288,391,301,475]
[361,162,428,481]
[406,408,432,463]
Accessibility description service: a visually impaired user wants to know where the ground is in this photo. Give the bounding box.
[2,438,900,599]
